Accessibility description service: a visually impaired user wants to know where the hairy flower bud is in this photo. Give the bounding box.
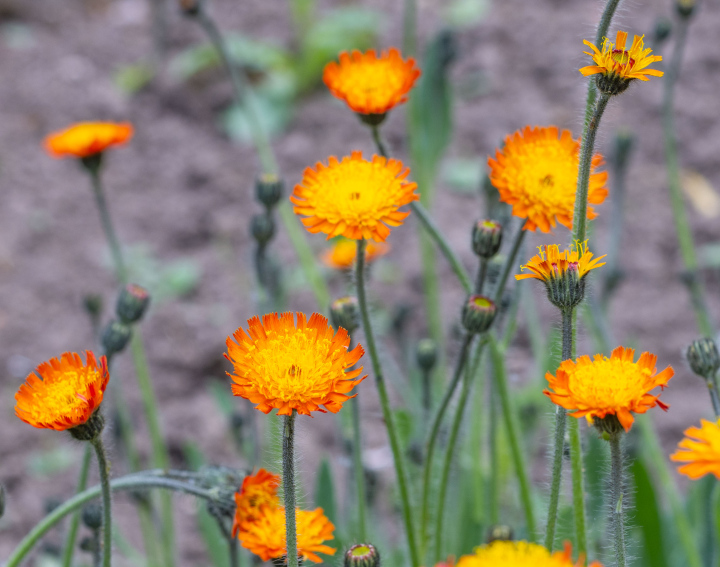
[416,338,438,372]
[178,0,200,16]
[116,284,151,324]
[687,338,720,379]
[255,173,284,210]
[344,544,380,567]
[461,295,497,335]
[251,213,275,246]
[486,525,513,543]
[330,297,360,334]
[101,320,133,357]
[472,220,503,259]
[676,0,695,18]
[82,503,103,530]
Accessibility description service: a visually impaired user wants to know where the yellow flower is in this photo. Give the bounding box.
[456,540,601,567]
[323,48,421,116]
[15,351,109,431]
[488,126,608,233]
[671,419,720,480]
[225,312,366,416]
[580,31,663,86]
[545,346,674,432]
[291,152,419,242]
[44,122,133,159]
[322,238,389,270]
[232,469,281,537]
[237,506,336,563]
[516,242,606,282]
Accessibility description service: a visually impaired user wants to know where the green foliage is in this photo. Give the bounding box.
[27,446,78,477]
[114,63,154,95]
[631,457,669,567]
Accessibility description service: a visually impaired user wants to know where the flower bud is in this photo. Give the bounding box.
[83,294,103,320]
[416,338,438,372]
[255,173,284,210]
[251,213,275,246]
[545,262,585,310]
[101,320,133,357]
[593,414,624,438]
[486,525,513,543]
[676,0,695,18]
[344,543,380,567]
[82,503,103,530]
[687,338,720,379]
[359,113,387,127]
[595,73,632,97]
[80,536,99,554]
[178,0,200,15]
[472,220,503,259]
[652,17,672,46]
[116,284,150,324]
[330,297,360,334]
[69,411,105,442]
[461,295,496,334]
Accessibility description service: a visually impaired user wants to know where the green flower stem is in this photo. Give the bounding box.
[661,16,714,337]
[351,396,367,540]
[283,411,299,567]
[356,238,420,567]
[609,433,627,567]
[544,308,573,551]
[476,258,488,295]
[61,445,92,567]
[708,378,720,417]
[488,384,500,525]
[402,0,417,56]
[568,411,587,557]
[488,335,536,540]
[493,228,526,305]
[91,436,113,567]
[228,536,239,567]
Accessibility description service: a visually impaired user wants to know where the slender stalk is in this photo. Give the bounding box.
[493,227,526,305]
[283,412,299,567]
[568,413,587,557]
[402,0,417,56]
[91,437,113,567]
[356,239,420,567]
[88,165,127,284]
[228,536,239,567]
[488,383,500,525]
[476,259,488,295]
[351,397,367,540]
[61,446,92,567]
[609,434,627,567]
[706,375,720,417]
[489,336,536,540]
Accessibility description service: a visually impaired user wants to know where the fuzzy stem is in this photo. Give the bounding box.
[707,376,720,417]
[91,437,113,567]
[61,445,92,567]
[476,258,488,295]
[488,381,500,525]
[568,414,587,556]
[282,411,299,567]
[356,239,420,567]
[88,165,127,284]
[609,433,627,567]
[351,397,368,540]
[493,228,526,305]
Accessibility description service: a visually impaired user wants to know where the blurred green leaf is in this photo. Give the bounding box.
[393,408,414,450]
[314,458,337,525]
[208,381,235,416]
[442,157,484,194]
[123,244,202,302]
[114,63,155,95]
[443,0,490,28]
[632,457,669,567]
[222,97,293,143]
[28,446,77,477]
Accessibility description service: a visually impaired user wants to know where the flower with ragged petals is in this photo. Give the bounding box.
[232,469,281,536]
[545,346,674,433]
[322,238,389,270]
[225,312,366,416]
[291,152,419,242]
[15,351,109,431]
[488,126,607,233]
[456,540,602,567]
[323,48,420,117]
[671,419,720,480]
[44,122,133,159]
[238,506,336,563]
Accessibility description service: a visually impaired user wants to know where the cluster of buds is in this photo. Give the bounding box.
[101,284,151,360]
[251,174,284,250]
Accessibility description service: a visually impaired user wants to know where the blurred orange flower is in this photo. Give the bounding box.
[488,126,607,232]
[291,152,419,242]
[15,351,109,431]
[44,122,133,159]
[322,238,389,270]
[225,312,366,416]
[516,241,606,282]
[456,540,602,566]
[671,419,720,480]
[580,31,663,83]
[323,48,420,115]
[545,346,673,432]
[232,469,281,537]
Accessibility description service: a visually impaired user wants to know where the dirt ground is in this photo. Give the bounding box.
[0,0,719,564]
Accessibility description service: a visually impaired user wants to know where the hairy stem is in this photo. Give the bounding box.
[493,228,526,305]
[351,397,367,540]
[91,437,113,567]
[283,412,299,567]
[609,434,627,567]
[61,445,92,567]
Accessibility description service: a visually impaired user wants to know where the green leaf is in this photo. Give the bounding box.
[393,408,415,451]
[441,157,484,195]
[28,446,78,477]
[314,458,337,525]
[114,63,155,95]
[443,0,490,29]
[632,457,669,567]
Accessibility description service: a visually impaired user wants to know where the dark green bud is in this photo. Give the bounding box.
[676,0,695,18]
[83,294,103,320]
[344,543,380,567]
[472,219,503,259]
[652,17,672,46]
[82,503,103,530]
[330,297,360,334]
[486,525,513,543]
[415,338,438,372]
[544,261,585,310]
[251,213,275,246]
[595,73,632,96]
[255,173,284,210]
[116,284,150,324]
[178,0,200,16]
[687,338,720,379]
[69,412,105,442]
[101,320,132,357]
[79,536,99,553]
[461,295,496,334]
[359,113,387,127]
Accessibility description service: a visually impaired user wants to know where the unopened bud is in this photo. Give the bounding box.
[359,113,387,127]
[101,320,133,357]
[83,294,103,320]
[255,174,284,210]
[80,536,99,554]
[593,414,624,438]
[251,213,275,246]
[486,525,513,543]
[652,17,672,46]
[344,544,380,567]
[546,261,585,310]
[415,338,438,372]
[687,338,720,379]
[472,220,503,259]
[178,0,200,15]
[116,284,150,324]
[461,295,496,334]
[69,412,105,442]
[330,297,360,334]
[676,0,695,18]
[82,503,103,530]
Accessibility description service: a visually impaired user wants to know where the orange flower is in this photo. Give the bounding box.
[456,540,602,567]
[291,152,419,242]
[238,506,336,563]
[545,346,673,432]
[44,122,133,159]
[516,242,606,282]
[15,351,109,431]
[488,126,607,232]
[232,469,281,537]
[225,312,366,416]
[671,419,720,480]
[323,48,421,115]
[322,238,389,270]
[580,31,663,83]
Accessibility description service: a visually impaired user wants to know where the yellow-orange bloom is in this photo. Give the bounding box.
[232,469,281,537]
[671,419,720,480]
[44,122,133,159]
[545,346,673,432]
[322,238,389,270]
[15,351,109,431]
[456,540,602,567]
[516,241,606,282]
[225,312,366,416]
[238,506,336,563]
[323,48,421,115]
[488,126,607,232]
[291,152,419,242]
[580,31,663,83]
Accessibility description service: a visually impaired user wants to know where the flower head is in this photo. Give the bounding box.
[291,152,419,242]
[545,346,674,433]
[581,31,663,95]
[15,351,109,431]
[456,540,601,567]
[488,126,608,232]
[323,239,389,270]
[232,469,281,536]
[44,122,133,159]
[225,312,366,416]
[238,506,336,563]
[323,48,421,116]
[671,419,720,480]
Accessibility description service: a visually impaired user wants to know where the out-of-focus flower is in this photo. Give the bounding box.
[671,419,720,480]
[232,469,281,536]
[44,122,133,159]
[456,540,602,567]
[323,239,389,270]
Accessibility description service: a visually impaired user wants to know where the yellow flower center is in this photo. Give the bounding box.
[568,356,654,408]
[25,369,99,423]
[457,541,577,567]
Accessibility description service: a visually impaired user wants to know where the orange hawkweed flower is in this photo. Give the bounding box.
[671,419,720,480]
[232,469,281,536]
[44,122,133,159]
[225,312,366,416]
[322,238,389,270]
[545,346,674,433]
[516,242,606,282]
[580,31,663,84]
[456,540,602,567]
[15,351,109,431]
[291,152,419,242]
[237,506,336,563]
[323,48,421,116]
[488,126,608,233]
